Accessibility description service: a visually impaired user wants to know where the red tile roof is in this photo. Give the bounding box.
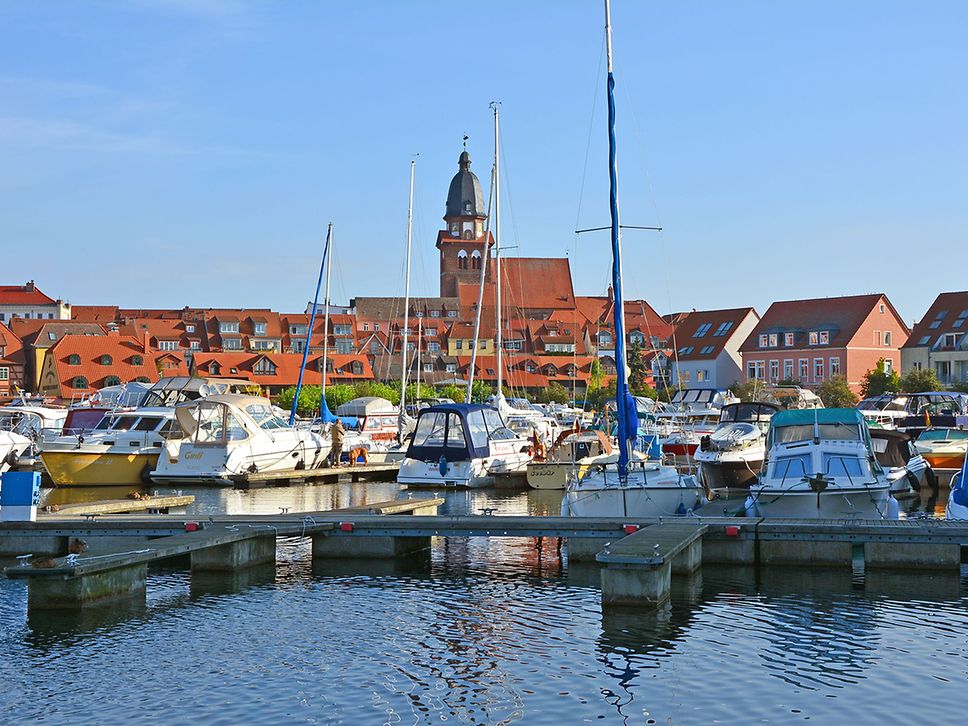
[0,283,57,306]
[71,305,121,322]
[576,296,674,343]
[738,294,907,352]
[671,307,756,361]
[459,258,576,312]
[9,319,106,348]
[191,352,372,388]
[902,291,968,349]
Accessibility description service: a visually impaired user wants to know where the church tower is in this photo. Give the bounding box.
[437,148,493,297]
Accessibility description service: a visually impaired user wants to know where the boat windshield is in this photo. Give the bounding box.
[721,404,776,424]
[412,412,461,448]
[104,415,139,432]
[245,404,289,430]
[858,396,906,412]
[483,408,518,440]
[773,422,861,444]
[908,395,959,415]
[918,429,968,442]
[134,416,164,431]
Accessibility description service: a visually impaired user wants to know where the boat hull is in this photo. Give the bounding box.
[526,462,573,490]
[697,458,763,489]
[565,483,705,518]
[41,451,159,487]
[745,486,897,519]
[920,452,965,471]
[399,452,530,488]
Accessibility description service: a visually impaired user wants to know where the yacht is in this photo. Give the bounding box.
[397,403,531,488]
[151,394,327,485]
[694,401,779,490]
[745,408,898,519]
[896,392,968,437]
[945,457,968,519]
[40,408,177,486]
[526,428,612,490]
[0,403,67,471]
[334,396,402,462]
[913,427,968,472]
[659,388,735,461]
[857,393,908,429]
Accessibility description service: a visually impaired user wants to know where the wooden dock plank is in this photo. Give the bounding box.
[40,496,196,517]
[599,523,708,565]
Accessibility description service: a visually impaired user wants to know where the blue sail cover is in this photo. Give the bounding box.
[319,393,338,424]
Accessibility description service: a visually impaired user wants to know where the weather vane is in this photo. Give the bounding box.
[463,134,469,150]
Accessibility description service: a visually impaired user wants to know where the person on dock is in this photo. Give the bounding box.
[329,419,345,467]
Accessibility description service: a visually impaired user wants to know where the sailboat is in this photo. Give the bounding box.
[398,108,531,487]
[563,0,705,517]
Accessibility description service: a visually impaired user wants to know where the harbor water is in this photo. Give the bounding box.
[1,482,965,724]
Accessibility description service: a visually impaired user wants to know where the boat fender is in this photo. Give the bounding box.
[3,449,19,467]
[676,502,687,516]
[140,462,154,485]
[887,496,900,519]
[925,466,939,494]
[905,470,921,492]
[439,456,449,477]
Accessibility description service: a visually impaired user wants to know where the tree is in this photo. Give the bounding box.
[657,385,677,403]
[437,383,467,403]
[815,375,859,408]
[276,385,322,417]
[951,382,968,394]
[901,368,942,393]
[324,383,357,411]
[860,359,902,398]
[470,379,492,403]
[354,380,400,405]
[405,381,437,403]
[628,342,651,396]
[588,379,616,410]
[729,379,767,403]
[587,358,604,397]
[542,381,571,404]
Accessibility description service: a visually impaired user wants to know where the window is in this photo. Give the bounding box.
[747,361,765,380]
[883,359,893,374]
[784,332,794,347]
[73,376,88,389]
[456,340,463,350]
[48,332,57,341]
[374,323,380,331]
[186,324,195,333]
[254,322,267,335]
[100,354,112,365]
[758,334,769,348]
[252,340,275,351]
[67,354,81,365]
[447,311,457,318]
[371,341,381,353]
[814,358,824,381]
[253,358,277,375]
[629,332,644,345]
[131,355,144,366]
[471,250,482,270]
[809,332,819,345]
[219,321,239,334]
[829,357,841,376]
[190,341,201,351]
[677,346,695,355]
[457,250,468,270]
[526,362,536,373]
[363,323,369,331]
[819,331,829,345]
[699,345,715,355]
[697,369,709,382]
[799,358,809,380]
[428,342,440,353]
[423,363,433,373]
[224,338,243,350]
[694,323,712,337]
[879,304,885,314]
[0,367,8,381]
[333,324,352,336]
[598,331,612,345]
[104,375,121,387]
[290,324,308,336]
[712,321,733,337]
[874,330,881,346]
[431,310,440,318]
[769,360,779,381]
[784,359,794,379]
[424,327,436,336]
[884,331,892,346]
[480,340,487,349]
[446,363,456,373]
[406,342,415,353]
[336,340,354,355]
[681,370,691,383]
[941,333,959,349]
[918,335,931,345]
[768,334,778,347]
[158,340,178,351]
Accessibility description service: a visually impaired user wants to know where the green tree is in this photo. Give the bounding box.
[354,380,400,405]
[628,342,651,395]
[324,383,357,411]
[815,375,859,408]
[470,379,492,403]
[730,379,768,403]
[276,385,323,417]
[901,367,942,393]
[437,383,467,403]
[588,380,617,410]
[587,358,604,397]
[405,382,437,403]
[657,384,677,403]
[860,359,902,398]
[950,381,968,394]
[542,381,571,404]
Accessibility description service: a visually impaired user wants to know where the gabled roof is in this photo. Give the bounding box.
[902,291,968,349]
[71,305,121,322]
[575,296,674,344]
[738,293,907,353]
[460,258,576,312]
[191,351,372,386]
[0,322,25,367]
[0,283,57,306]
[10,319,105,348]
[672,307,757,361]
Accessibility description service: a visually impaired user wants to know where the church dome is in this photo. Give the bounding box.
[445,150,486,219]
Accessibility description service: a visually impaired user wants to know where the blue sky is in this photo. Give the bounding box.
[0,1,964,326]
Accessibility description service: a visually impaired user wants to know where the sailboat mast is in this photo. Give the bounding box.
[320,224,334,398]
[400,160,415,420]
[492,102,503,396]
[416,318,422,395]
[604,0,633,481]
[465,163,495,402]
[288,222,331,426]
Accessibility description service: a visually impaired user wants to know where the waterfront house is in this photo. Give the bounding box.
[0,323,26,400]
[191,351,373,396]
[739,294,909,393]
[900,291,968,385]
[9,319,107,391]
[669,307,759,389]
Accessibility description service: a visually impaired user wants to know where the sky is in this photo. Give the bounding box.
[0,0,964,326]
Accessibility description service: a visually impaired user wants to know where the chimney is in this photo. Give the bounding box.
[25,280,35,292]
[143,331,151,355]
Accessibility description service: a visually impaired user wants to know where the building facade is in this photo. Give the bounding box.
[670,307,759,389]
[900,291,968,385]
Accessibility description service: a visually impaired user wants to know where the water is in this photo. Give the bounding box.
[2,482,965,724]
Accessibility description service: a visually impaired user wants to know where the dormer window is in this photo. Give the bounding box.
[819,331,829,345]
[186,324,195,333]
[254,322,267,335]
[784,332,794,347]
[67,354,81,365]
[100,355,112,365]
[131,355,144,366]
[758,334,769,348]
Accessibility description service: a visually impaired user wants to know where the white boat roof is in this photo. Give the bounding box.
[336,397,398,416]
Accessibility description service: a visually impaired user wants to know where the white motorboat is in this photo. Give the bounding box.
[0,430,31,473]
[151,394,327,486]
[913,427,968,472]
[563,2,706,519]
[694,402,779,490]
[869,427,932,495]
[527,428,612,490]
[335,396,402,463]
[397,403,531,488]
[857,393,908,429]
[745,408,898,520]
[0,404,68,471]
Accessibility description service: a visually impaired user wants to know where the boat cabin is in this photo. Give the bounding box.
[765,408,878,483]
[406,404,518,462]
[335,397,399,441]
[719,402,779,429]
[173,395,290,445]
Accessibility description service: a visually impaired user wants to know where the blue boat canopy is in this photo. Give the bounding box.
[406,404,519,462]
[768,408,870,448]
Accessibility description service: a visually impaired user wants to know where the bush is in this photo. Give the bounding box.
[535,381,571,404]
[437,383,467,403]
[276,385,322,417]
[729,380,767,403]
[355,381,401,405]
[815,375,859,408]
[470,380,492,403]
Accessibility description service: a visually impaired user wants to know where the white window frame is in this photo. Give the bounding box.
[814,357,824,381]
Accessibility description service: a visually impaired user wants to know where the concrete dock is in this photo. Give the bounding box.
[228,462,400,488]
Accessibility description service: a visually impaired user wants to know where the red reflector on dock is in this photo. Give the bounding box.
[339,522,354,532]
[623,525,639,534]
[725,525,740,537]
[184,522,199,532]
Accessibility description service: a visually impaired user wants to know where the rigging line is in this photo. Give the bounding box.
[574,29,608,259]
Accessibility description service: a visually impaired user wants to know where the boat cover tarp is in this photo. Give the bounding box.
[771,408,864,428]
[336,397,396,417]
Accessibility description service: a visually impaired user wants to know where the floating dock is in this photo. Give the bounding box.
[228,462,399,489]
[40,496,196,517]
[4,511,967,612]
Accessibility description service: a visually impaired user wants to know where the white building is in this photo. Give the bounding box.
[0,281,70,323]
[670,307,760,389]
